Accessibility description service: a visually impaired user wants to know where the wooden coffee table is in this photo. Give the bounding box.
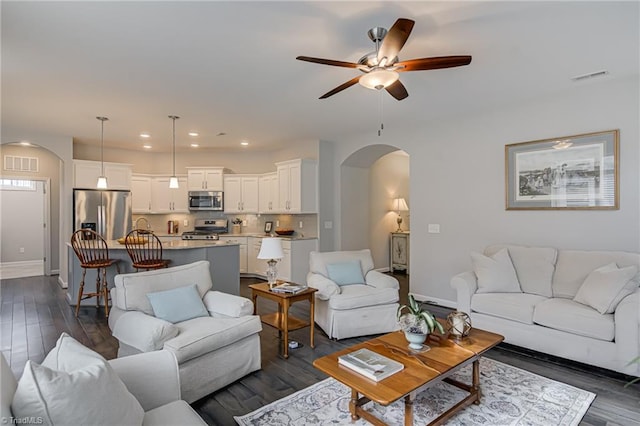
[313,326,503,426]
[249,282,317,359]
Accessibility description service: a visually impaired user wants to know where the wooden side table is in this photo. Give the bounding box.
[249,282,317,359]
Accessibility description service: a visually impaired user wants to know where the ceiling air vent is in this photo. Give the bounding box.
[571,70,609,82]
[4,155,39,172]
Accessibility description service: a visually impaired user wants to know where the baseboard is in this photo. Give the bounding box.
[0,260,44,279]
[409,293,456,309]
[375,267,390,273]
[57,276,68,289]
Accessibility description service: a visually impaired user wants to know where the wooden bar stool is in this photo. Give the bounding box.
[124,229,171,271]
[70,229,120,317]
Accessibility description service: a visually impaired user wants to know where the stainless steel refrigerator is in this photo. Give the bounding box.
[73,189,132,240]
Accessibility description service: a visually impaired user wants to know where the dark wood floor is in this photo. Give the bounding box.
[1,273,638,426]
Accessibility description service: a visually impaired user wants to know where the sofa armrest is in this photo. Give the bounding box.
[365,270,400,290]
[614,290,640,376]
[112,310,179,352]
[307,272,340,300]
[202,291,253,318]
[450,271,478,314]
[109,350,181,412]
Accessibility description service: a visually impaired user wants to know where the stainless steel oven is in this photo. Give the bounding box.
[188,191,223,211]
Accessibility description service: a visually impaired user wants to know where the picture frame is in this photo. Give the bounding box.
[505,129,619,210]
[264,221,273,233]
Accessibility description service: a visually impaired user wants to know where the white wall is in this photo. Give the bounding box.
[332,76,640,304]
[369,151,410,269]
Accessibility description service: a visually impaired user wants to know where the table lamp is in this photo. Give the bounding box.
[392,198,409,232]
[257,237,284,288]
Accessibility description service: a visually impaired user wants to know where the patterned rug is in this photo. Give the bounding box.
[235,358,595,425]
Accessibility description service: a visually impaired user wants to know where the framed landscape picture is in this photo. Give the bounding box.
[505,130,619,210]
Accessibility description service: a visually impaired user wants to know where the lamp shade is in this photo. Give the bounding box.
[392,198,409,212]
[359,69,399,90]
[257,238,284,260]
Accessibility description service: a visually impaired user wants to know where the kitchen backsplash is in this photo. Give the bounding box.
[133,212,318,238]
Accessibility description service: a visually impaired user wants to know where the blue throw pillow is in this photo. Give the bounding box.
[146,284,209,324]
[326,260,365,286]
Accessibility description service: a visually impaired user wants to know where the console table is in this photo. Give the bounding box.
[390,231,410,274]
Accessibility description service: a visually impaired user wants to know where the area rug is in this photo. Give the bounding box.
[235,358,595,425]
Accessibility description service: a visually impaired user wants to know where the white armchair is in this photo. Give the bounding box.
[108,261,262,403]
[307,249,400,339]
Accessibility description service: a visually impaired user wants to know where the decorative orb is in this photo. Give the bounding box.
[446,311,472,339]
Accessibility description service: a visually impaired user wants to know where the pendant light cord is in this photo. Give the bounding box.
[169,115,180,176]
[96,116,108,175]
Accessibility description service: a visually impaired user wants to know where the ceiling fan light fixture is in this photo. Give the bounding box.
[359,68,399,90]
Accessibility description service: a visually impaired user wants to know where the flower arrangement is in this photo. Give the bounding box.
[232,218,242,225]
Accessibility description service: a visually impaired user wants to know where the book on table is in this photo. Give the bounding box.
[270,283,307,294]
[338,348,404,382]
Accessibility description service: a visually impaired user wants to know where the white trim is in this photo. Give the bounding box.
[57,275,67,289]
[374,266,390,273]
[0,260,44,279]
[409,293,456,309]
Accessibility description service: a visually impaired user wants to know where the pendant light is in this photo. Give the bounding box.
[168,115,180,189]
[96,116,109,189]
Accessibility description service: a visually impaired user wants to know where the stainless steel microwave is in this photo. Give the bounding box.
[188,191,224,211]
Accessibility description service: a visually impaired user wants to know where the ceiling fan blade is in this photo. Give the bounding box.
[377,18,415,64]
[319,76,362,99]
[385,80,408,100]
[396,55,472,72]
[296,56,359,69]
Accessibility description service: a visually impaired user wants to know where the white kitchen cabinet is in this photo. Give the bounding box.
[223,175,259,213]
[258,173,278,213]
[278,240,292,282]
[131,175,152,213]
[275,159,317,213]
[248,237,263,275]
[150,176,188,213]
[218,236,248,273]
[186,167,224,191]
[73,160,132,190]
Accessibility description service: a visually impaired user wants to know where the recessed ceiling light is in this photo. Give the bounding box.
[188,132,199,137]
[240,141,249,146]
[140,133,151,138]
[143,144,152,149]
[190,143,199,148]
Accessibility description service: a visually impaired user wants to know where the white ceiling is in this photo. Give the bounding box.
[2,1,638,153]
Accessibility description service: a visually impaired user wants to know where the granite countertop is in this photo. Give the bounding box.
[67,240,239,250]
[217,233,318,241]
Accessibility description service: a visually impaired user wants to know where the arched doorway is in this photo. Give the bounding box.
[340,144,409,270]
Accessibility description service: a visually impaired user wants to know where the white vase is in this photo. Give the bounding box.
[404,331,427,350]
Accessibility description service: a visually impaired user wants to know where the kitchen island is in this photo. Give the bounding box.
[66,239,240,308]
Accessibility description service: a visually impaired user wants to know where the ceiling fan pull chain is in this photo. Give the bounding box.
[378,91,384,137]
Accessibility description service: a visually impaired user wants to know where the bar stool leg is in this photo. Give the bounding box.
[75,268,87,317]
[95,268,101,310]
[102,267,109,316]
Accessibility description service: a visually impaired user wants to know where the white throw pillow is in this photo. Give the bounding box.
[42,332,105,372]
[471,248,522,293]
[12,360,144,426]
[573,263,639,314]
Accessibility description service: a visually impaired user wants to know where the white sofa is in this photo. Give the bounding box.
[451,244,640,376]
[108,260,262,403]
[307,249,400,340]
[1,334,206,425]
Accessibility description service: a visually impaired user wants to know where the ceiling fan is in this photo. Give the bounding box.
[296,18,472,101]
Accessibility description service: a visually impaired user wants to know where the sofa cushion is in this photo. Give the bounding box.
[143,400,207,426]
[327,284,398,310]
[471,248,521,294]
[163,316,262,364]
[553,250,640,299]
[42,332,105,372]
[147,284,209,324]
[326,260,365,286]
[533,298,614,341]
[309,250,374,278]
[573,263,638,314]
[114,261,213,315]
[471,293,548,325]
[12,336,144,426]
[485,245,557,297]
